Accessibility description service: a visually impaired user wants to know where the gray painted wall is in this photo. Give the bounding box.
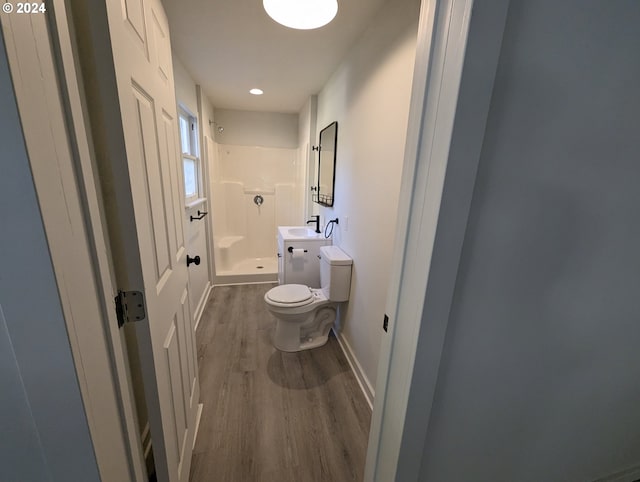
[418,1,640,481]
[315,0,420,397]
[213,108,299,148]
[174,54,199,115]
[0,308,51,482]
[0,28,100,482]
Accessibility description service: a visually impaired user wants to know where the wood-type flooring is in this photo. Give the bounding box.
[189,283,371,482]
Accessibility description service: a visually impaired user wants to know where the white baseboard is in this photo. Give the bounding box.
[332,327,374,410]
[193,282,212,333]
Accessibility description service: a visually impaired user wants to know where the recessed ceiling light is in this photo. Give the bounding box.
[250,88,264,95]
[263,0,338,30]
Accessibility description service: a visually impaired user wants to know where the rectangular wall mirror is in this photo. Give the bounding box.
[314,121,338,207]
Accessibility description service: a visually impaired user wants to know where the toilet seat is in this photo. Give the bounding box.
[265,284,314,308]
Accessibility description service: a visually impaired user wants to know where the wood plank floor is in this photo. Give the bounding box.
[190,283,372,482]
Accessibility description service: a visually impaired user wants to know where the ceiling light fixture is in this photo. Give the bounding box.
[249,88,264,95]
[263,0,338,30]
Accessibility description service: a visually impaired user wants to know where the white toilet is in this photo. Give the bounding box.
[264,245,352,352]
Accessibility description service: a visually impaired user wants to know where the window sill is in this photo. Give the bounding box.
[185,197,207,210]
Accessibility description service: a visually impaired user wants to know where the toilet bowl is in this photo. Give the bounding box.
[264,245,352,352]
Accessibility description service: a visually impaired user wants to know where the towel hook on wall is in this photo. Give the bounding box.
[190,209,208,222]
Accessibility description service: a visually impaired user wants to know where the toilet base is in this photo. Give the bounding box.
[272,306,336,352]
[276,332,329,352]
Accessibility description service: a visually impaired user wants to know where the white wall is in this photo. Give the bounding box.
[197,86,218,292]
[217,145,298,191]
[298,95,318,220]
[198,85,215,141]
[315,0,420,396]
[173,55,198,115]
[173,54,212,322]
[214,108,298,148]
[416,2,640,480]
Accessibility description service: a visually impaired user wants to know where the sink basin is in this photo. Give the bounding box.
[278,226,324,240]
[288,227,318,237]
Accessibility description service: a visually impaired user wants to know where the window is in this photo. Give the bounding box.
[179,110,200,203]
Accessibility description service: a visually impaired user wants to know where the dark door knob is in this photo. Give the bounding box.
[187,255,201,267]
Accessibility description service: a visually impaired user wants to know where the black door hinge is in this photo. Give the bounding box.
[383,314,389,332]
[115,290,146,328]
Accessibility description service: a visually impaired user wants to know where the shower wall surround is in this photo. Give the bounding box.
[211,144,304,280]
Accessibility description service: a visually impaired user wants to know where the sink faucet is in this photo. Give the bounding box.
[307,215,321,233]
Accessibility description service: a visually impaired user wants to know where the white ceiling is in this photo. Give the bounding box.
[161,0,388,113]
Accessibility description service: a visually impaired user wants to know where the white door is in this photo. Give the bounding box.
[91,0,200,480]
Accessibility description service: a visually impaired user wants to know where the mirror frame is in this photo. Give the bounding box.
[314,121,338,207]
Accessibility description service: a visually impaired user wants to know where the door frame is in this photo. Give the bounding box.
[364,0,509,480]
[1,2,146,481]
[5,0,510,480]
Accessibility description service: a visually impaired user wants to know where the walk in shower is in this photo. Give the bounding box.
[210,142,305,284]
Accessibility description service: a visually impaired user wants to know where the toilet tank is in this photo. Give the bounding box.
[319,246,353,301]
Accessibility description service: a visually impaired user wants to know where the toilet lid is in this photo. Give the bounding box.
[266,284,313,306]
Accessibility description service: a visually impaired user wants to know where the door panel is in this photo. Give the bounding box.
[160,112,181,254]
[164,318,187,471]
[182,291,197,401]
[177,290,192,410]
[150,10,171,84]
[122,0,148,57]
[97,0,200,479]
[131,87,172,282]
